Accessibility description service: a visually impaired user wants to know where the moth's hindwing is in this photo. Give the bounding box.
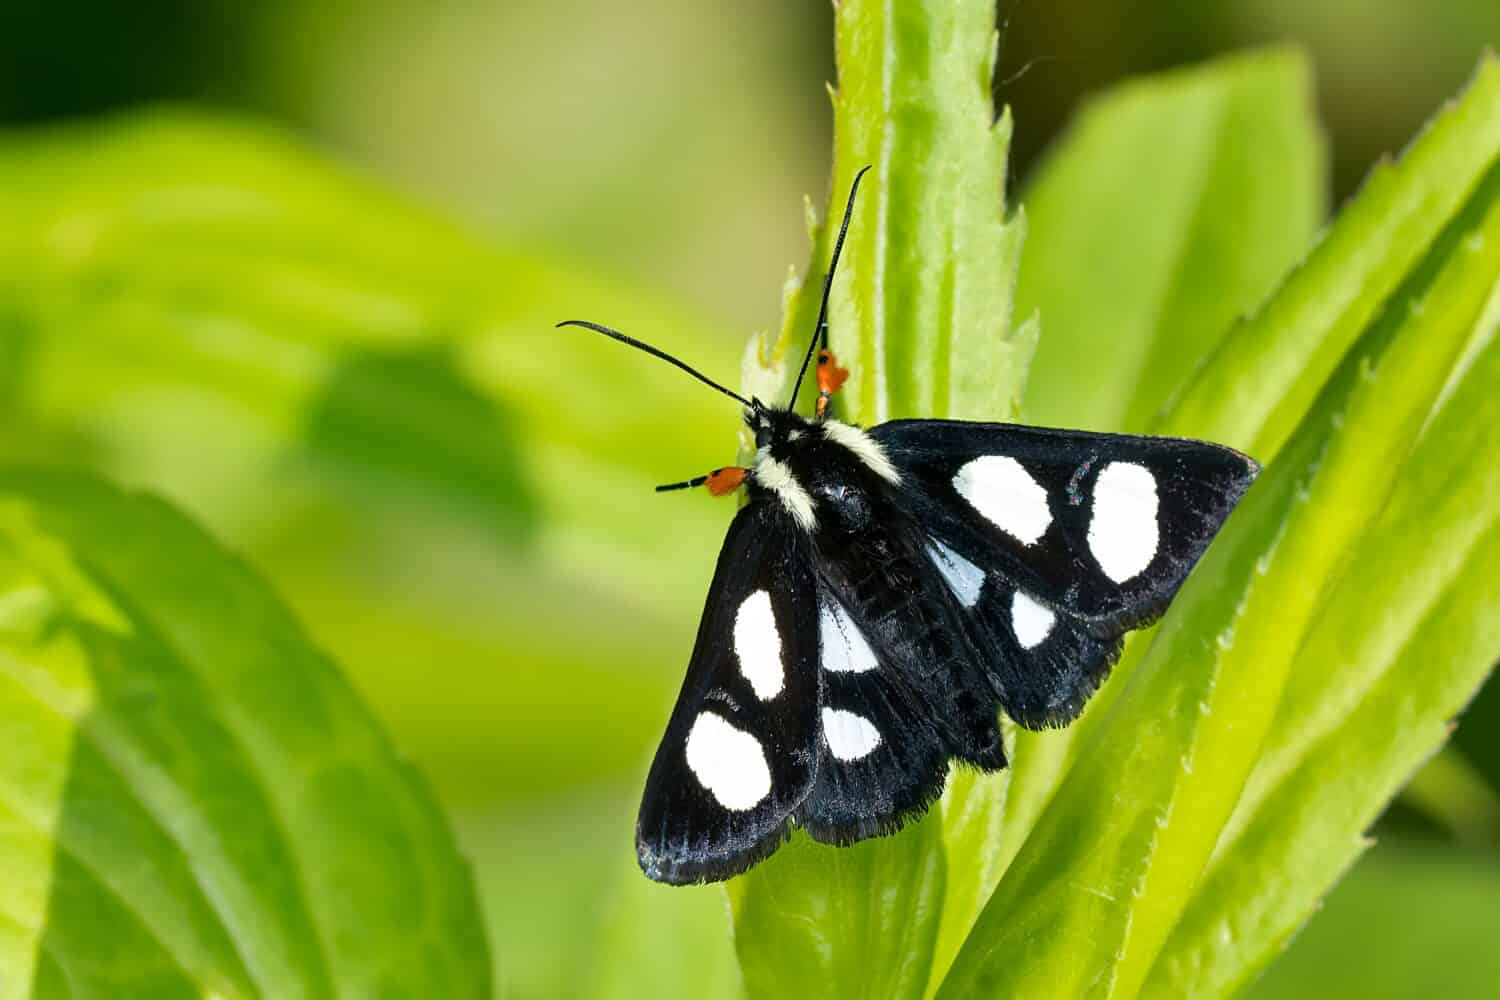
[795,508,1009,844]
[635,500,819,885]
[930,535,1126,729]
[798,588,953,844]
[871,419,1259,632]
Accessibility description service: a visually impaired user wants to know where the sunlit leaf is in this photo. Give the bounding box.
[998,45,1328,895]
[1020,47,1326,433]
[0,111,743,803]
[1146,280,1500,997]
[0,469,489,997]
[1163,58,1500,459]
[1244,842,1500,1000]
[741,4,1033,427]
[731,825,946,998]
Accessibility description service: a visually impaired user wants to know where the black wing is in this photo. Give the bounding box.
[972,577,1124,729]
[874,419,1255,729]
[636,499,820,885]
[870,420,1257,631]
[929,532,1125,729]
[794,487,1008,845]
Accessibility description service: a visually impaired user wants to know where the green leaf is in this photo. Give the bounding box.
[454,798,626,1000]
[1245,842,1500,1000]
[926,760,1013,995]
[996,46,1329,900]
[730,0,1028,996]
[731,825,946,999]
[940,54,1500,1000]
[1020,47,1327,434]
[1146,277,1500,996]
[0,469,489,996]
[0,111,743,804]
[585,867,744,1000]
[456,789,743,1000]
[1162,58,1500,459]
[1400,746,1500,847]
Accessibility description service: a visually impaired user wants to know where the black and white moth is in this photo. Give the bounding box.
[560,167,1258,885]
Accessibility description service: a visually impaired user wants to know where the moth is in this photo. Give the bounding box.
[561,167,1258,885]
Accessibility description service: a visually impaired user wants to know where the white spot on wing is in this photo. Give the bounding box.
[953,456,1052,545]
[685,712,772,810]
[1011,591,1056,649]
[754,448,817,531]
[927,539,985,608]
[822,421,900,485]
[821,708,881,761]
[734,590,783,699]
[819,600,879,673]
[1088,462,1159,582]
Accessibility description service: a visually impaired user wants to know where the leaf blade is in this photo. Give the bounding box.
[997,47,1330,890]
[1162,57,1500,456]
[1242,843,1500,1000]
[730,823,946,1000]
[1020,47,1327,434]
[1145,272,1500,997]
[0,111,742,805]
[0,470,491,997]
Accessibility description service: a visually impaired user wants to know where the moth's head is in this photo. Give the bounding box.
[746,403,811,452]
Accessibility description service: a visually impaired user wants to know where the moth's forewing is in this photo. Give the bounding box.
[870,420,1258,630]
[636,500,819,885]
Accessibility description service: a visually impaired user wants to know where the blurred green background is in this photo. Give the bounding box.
[3,2,1498,997]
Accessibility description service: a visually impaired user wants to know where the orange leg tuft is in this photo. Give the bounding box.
[816,349,850,418]
[704,467,748,496]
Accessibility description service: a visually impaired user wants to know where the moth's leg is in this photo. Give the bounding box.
[815,349,850,420]
[655,467,748,495]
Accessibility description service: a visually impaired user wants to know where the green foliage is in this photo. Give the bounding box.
[741,0,1033,425]
[733,6,1500,1000]
[732,827,946,999]
[583,865,744,1000]
[1149,255,1500,996]
[942,57,1500,994]
[1018,48,1327,433]
[1,0,1498,996]
[0,111,741,811]
[1247,843,1500,999]
[996,45,1329,909]
[0,470,488,997]
[0,110,757,994]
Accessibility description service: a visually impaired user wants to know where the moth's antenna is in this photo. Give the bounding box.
[654,474,708,493]
[557,320,755,409]
[789,165,872,411]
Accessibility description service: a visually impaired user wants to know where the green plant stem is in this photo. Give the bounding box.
[730,1,1030,997]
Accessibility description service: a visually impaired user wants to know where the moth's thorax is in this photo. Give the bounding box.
[745,407,900,534]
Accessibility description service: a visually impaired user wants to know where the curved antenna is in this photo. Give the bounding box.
[788,164,872,412]
[557,320,755,409]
